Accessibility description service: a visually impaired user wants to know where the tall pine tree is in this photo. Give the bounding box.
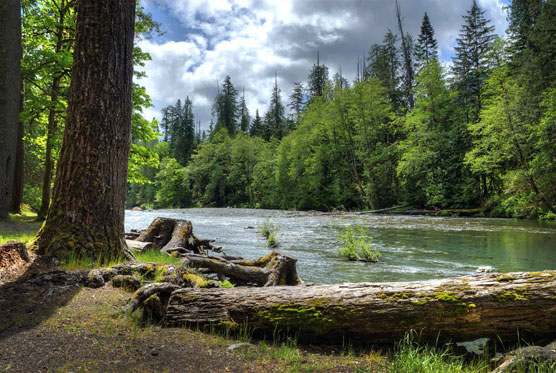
[213,75,239,134]
[307,52,329,100]
[452,0,495,123]
[239,87,250,133]
[415,13,438,72]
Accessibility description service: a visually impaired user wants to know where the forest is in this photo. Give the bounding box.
[1,0,554,220]
[2,1,556,371]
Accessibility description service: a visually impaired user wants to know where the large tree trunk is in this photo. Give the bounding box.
[0,0,22,219]
[36,0,136,261]
[161,271,556,345]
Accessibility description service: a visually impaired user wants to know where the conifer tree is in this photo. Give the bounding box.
[288,82,304,123]
[239,87,250,133]
[452,0,495,123]
[213,75,239,134]
[249,109,264,138]
[263,74,286,140]
[415,13,438,72]
[367,30,403,111]
[307,52,329,100]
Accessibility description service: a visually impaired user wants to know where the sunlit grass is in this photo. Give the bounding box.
[134,249,182,266]
[389,333,487,373]
[56,251,126,271]
[0,207,41,244]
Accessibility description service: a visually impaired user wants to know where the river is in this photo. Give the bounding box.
[125,208,556,284]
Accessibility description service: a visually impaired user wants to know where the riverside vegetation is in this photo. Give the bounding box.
[3,216,556,372]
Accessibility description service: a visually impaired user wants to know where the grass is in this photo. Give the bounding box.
[134,249,182,266]
[56,250,126,271]
[388,333,487,373]
[257,218,280,248]
[0,208,41,245]
[337,224,381,262]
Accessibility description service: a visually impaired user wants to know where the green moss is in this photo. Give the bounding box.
[256,304,336,334]
[377,293,388,299]
[496,290,530,302]
[435,292,460,303]
[496,274,516,281]
[183,273,211,288]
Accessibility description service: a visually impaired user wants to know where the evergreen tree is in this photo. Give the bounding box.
[213,75,239,134]
[249,109,264,138]
[366,30,403,111]
[452,0,495,123]
[506,0,542,70]
[263,74,286,140]
[395,0,415,110]
[161,107,170,142]
[307,52,329,100]
[415,13,438,72]
[288,81,305,123]
[239,87,250,133]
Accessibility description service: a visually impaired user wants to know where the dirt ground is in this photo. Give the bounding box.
[0,259,385,373]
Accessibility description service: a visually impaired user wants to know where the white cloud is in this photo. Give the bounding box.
[136,0,508,130]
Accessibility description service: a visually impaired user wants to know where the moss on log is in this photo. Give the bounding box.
[162,270,556,344]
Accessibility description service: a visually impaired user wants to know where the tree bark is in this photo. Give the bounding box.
[0,0,22,219]
[36,0,136,261]
[161,271,556,345]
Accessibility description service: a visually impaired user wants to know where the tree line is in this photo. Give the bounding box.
[2,0,555,220]
[129,0,556,219]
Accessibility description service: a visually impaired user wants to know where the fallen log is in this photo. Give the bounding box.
[183,250,301,286]
[136,217,218,254]
[160,270,556,344]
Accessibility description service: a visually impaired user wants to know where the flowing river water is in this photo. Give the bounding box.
[125,208,556,284]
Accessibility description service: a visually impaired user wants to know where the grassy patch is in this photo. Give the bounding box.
[134,249,182,266]
[55,250,126,271]
[389,333,487,373]
[0,210,41,244]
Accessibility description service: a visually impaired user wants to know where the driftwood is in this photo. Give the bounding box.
[182,250,301,286]
[136,217,218,254]
[159,270,556,344]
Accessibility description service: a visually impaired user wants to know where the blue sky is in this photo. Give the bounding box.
[137,0,509,131]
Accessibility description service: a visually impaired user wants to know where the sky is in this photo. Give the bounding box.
[137,0,510,132]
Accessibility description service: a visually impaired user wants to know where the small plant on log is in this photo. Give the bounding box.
[337,224,380,262]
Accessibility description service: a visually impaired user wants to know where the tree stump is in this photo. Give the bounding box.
[136,217,217,254]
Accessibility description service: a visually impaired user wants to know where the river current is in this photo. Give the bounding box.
[125,208,556,284]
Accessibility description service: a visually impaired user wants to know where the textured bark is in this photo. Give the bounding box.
[0,0,22,219]
[36,0,136,261]
[163,271,556,344]
[183,250,302,286]
[136,217,216,254]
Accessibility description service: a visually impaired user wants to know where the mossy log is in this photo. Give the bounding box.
[162,270,556,344]
[136,217,218,254]
[182,250,301,286]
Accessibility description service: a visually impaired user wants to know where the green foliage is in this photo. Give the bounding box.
[154,157,191,208]
[218,280,234,288]
[337,224,379,262]
[134,250,181,266]
[389,333,486,373]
